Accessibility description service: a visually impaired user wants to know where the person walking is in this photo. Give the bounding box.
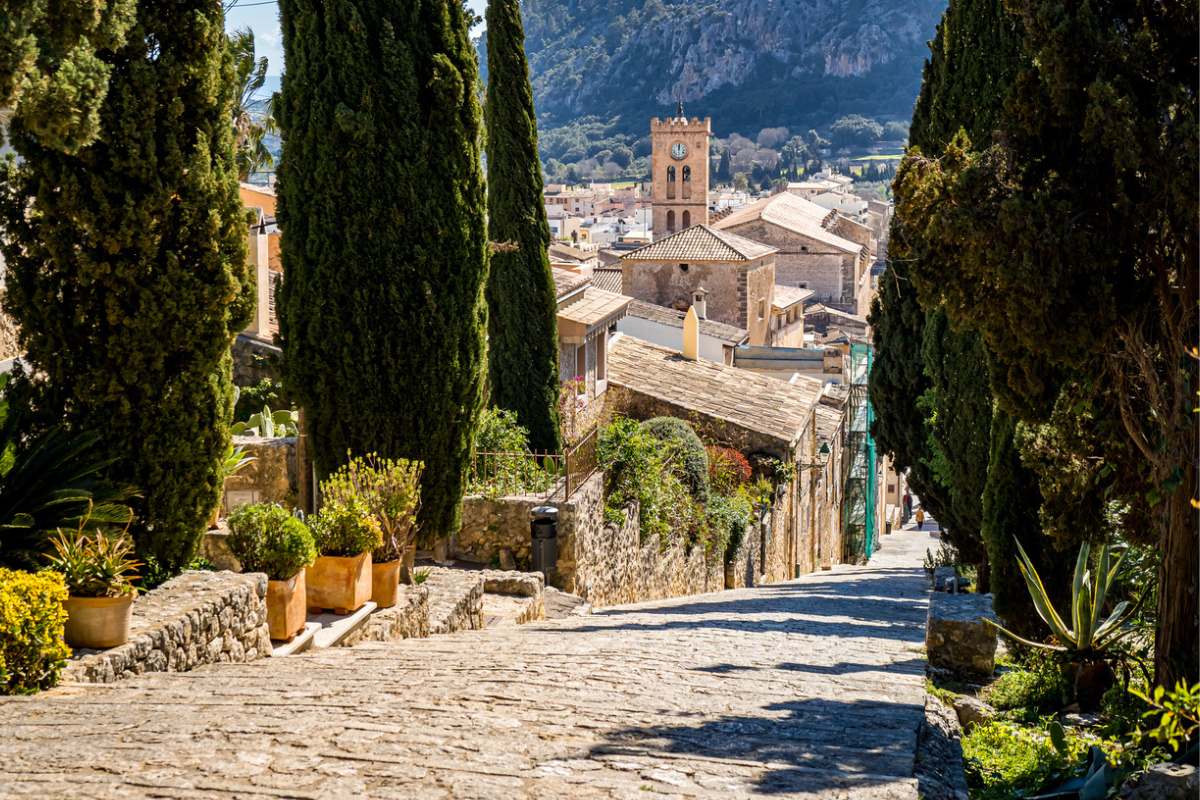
[915,507,925,530]
[902,492,913,520]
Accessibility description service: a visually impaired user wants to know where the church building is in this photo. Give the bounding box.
[650,104,710,239]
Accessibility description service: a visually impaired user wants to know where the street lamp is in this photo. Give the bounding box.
[798,440,831,472]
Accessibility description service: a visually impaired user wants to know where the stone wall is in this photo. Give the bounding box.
[338,585,429,647]
[232,334,282,387]
[65,571,270,684]
[225,435,297,511]
[455,472,725,608]
[453,492,546,569]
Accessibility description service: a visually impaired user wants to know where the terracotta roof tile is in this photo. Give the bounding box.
[715,193,863,255]
[608,335,824,445]
[620,225,777,263]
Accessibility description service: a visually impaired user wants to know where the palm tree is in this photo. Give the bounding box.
[229,28,276,182]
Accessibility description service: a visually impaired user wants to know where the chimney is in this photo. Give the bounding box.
[691,286,709,320]
[683,307,700,361]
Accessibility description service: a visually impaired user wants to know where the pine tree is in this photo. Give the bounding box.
[485,0,561,453]
[0,0,252,572]
[276,0,489,544]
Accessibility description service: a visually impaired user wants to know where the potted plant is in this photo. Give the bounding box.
[45,524,141,649]
[319,454,422,606]
[212,444,256,529]
[306,498,381,614]
[226,503,316,641]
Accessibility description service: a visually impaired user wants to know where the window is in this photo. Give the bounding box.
[757,299,766,320]
[667,209,675,232]
[682,209,691,228]
[679,263,689,273]
[682,165,692,199]
[666,165,676,199]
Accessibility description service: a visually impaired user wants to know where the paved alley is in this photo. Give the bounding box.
[0,528,936,799]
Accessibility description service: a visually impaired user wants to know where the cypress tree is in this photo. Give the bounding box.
[0,0,134,153]
[919,311,992,581]
[485,0,561,453]
[899,0,1197,686]
[277,0,489,543]
[0,0,252,572]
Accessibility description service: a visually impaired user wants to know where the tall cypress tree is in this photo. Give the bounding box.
[0,0,252,572]
[277,0,489,543]
[484,0,561,453]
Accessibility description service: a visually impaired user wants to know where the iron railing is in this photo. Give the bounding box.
[466,425,599,502]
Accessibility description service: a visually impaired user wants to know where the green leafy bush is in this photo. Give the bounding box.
[234,379,289,423]
[467,410,553,498]
[706,446,751,495]
[703,491,754,559]
[963,720,1083,800]
[985,663,1070,715]
[0,568,71,695]
[310,499,383,557]
[598,417,700,547]
[320,454,422,563]
[226,503,316,580]
[641,417,708,502]
[44,523,141,598]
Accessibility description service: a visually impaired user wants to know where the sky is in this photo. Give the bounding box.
[225,0,489,77]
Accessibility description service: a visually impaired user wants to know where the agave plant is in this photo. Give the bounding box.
[991,539,1138,710]
[993,539,1136,655]
[231,405,299,438]
[220,444,256,481]
[45,512,142,598]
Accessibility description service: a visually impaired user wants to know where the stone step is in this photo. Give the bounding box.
[270,621,321,657]
[310,602,378,649]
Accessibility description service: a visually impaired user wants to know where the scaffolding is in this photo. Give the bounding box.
[842,342,878,563]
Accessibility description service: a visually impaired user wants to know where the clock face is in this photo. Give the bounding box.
[670,142,688,160]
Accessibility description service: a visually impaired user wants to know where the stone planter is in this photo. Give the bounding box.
[372,560,402,608]
[306,552,372,614]
[63,594,134,649]
[266,571,307,641]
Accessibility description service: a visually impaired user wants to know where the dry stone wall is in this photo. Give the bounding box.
[65,571,270,684]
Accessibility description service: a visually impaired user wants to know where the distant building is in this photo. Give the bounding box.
[618,297,748,365]
[619,225,778,346]
[714,192,869,314]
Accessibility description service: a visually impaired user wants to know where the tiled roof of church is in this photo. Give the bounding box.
[620,225,777,263]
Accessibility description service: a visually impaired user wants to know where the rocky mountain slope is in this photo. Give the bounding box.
[480,0,945,136]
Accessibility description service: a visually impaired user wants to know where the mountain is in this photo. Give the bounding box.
[479,0,945,138]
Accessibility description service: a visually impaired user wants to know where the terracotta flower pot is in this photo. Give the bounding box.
[371,560,402,608]
[266,571,308,641]
[63,594,134,649]
[306,552,372,614]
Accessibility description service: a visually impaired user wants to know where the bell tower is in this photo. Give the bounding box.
[651,103,710,239]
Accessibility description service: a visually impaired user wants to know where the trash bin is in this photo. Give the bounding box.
[530,505,559,578]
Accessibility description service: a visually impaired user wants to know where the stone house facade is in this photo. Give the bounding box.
[715,192,867,311]
[619,225,779,346]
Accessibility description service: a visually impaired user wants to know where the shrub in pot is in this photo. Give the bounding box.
[226,503,316,641]
[320,454,422,604]
[45,524,141,649]
[306,499,381,614]
[0,568,71,694]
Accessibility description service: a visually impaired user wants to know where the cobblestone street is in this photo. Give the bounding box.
[0,528,934,799]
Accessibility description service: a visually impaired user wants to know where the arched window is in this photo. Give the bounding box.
[667,209,676,233]
[666,165,676,199]
[682,165,692,199]
[682,210,691,229]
